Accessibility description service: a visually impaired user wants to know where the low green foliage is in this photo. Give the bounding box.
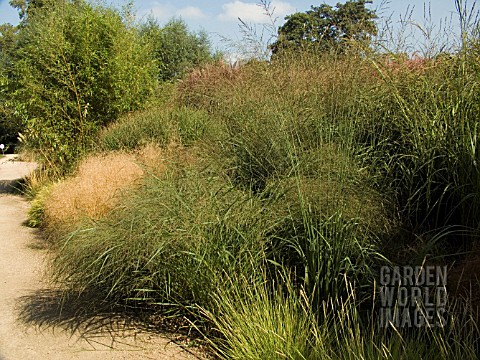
[99,108,174,151]
[206,275,480,360]
[205,276,328,360]
[99,106,216,150]
[27,182,53,228]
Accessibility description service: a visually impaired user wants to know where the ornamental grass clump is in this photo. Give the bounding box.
[99,106,217,151]
[42,152,144,235]
[50,164,274,309]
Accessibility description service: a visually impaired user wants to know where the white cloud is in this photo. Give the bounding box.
[176,6,207,20]
[218,1,294,23]
[140,2,174,22]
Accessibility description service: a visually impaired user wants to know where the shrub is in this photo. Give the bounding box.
[0,24,22,149]
[11,0,156,173]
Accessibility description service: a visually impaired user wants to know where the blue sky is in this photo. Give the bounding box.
[0,0,466,53]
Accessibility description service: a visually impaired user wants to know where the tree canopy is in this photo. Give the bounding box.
[1,0,157,168]
[140,18,214,81]
[270,0,377,54]
[9,0,47,24]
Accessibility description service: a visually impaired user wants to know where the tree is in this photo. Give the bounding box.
[1,0,54,149]
[9,0,47,24]
[10,0,157,171]
[0,23,21,148]
[270,0,377,55]
[140,18,214,81]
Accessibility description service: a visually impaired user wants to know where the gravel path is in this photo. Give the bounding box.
[0,156,201,359]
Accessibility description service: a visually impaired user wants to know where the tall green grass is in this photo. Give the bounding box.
[50,150,384,309]
[50,164,272,307]
[99,106,216,150]
[181,49,480,258]
[204,273,480,360]
[43,23,480,359]
[356,53,480,235]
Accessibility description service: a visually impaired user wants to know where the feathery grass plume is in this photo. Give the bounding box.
[42,152,144,235]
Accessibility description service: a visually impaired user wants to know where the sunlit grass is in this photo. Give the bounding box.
[32,21,480,359]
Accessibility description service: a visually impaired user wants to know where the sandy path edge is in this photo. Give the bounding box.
[0,161,202,359]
